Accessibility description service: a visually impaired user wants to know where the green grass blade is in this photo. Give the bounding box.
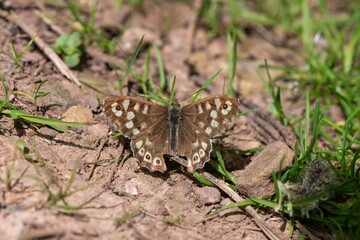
[124,36,144,81]
[191,69,222,103]
[208,199,255,217]
[153,44,167,89]
[1,109,86,127]
[227,30,237,97]
[301,0,313,50]
[193,172,216,187]
[169,76,176,103]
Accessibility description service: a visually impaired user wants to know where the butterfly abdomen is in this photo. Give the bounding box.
[167,105,182,154]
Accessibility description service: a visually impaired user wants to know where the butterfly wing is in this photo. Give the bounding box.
[104,96,171,172]
[178,96,239,172]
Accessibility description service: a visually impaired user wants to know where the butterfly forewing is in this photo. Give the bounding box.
[104,96,170,172]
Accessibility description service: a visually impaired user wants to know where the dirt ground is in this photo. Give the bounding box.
[0,1,320,239]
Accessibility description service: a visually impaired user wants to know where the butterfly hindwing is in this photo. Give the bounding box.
[177,121,212,173]
[130,119,170,172]
[179,96,239,172]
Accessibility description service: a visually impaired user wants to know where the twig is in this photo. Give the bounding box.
[201,172,289,240]
[0,10,81,86]
[87,137,108,180]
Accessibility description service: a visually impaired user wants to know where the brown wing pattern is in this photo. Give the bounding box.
[104,96,171,172]
[177,96,239,172]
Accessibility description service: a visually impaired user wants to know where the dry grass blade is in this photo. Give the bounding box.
[87,137,109,180]
[0,10,81,86]
[201,172,288,240]
[105,138,126,188]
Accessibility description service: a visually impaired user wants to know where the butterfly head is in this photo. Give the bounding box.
[170,98,180,108]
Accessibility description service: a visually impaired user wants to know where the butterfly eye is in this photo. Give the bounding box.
[193,155,199,161]
[156,159,161,164]
[222,104,228,109]
[115,106,121,111]
[145,154,151,160]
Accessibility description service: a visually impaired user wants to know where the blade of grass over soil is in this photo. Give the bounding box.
[191,69,221,103]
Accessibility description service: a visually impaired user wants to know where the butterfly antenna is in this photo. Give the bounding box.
[178,87,203,104]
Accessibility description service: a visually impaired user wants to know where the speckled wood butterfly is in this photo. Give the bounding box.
[104,96,239,173]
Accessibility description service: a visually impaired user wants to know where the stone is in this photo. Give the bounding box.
[234,141,294,197]
[194,186,222,205]
[62,106,93,123]
[124,178,138,196]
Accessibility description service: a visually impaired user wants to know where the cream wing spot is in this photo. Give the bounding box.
[205,102,212,110]
[123,100,130,111]
[225,100,232,107]
[205,127,212,135]
[127,111,135,120]
[135,140,143,149]
[134,103,140,111]
[113,109,123,117]
[126,121,134,129]
[199,121,205,129]
[214,98,221,110]
[193,139,199,147]
[221,109,229,115]
[132,128,140,135]
[138,148,145,156]
[201,142,208,150]
[211,119,219,128]
[199,149,205,158]
[210,110,217,119]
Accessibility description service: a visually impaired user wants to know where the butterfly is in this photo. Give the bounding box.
[104,95,239,173]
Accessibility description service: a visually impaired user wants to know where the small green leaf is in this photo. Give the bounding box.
[64,54,80,68]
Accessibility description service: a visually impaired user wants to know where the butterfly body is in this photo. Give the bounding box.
[104,96,239,173]
[167,101,182,155]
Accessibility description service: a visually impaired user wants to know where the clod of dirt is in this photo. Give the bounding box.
[0,135,23,163]
[234,141,294,197]
[62,106,93,123]
[79,94,101,113]
[164,181,195,214]
[37,127,59,139]
[144,197,168,216]
[194,186,222,205]
[134,173,166,195]
[82,123,109,146]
